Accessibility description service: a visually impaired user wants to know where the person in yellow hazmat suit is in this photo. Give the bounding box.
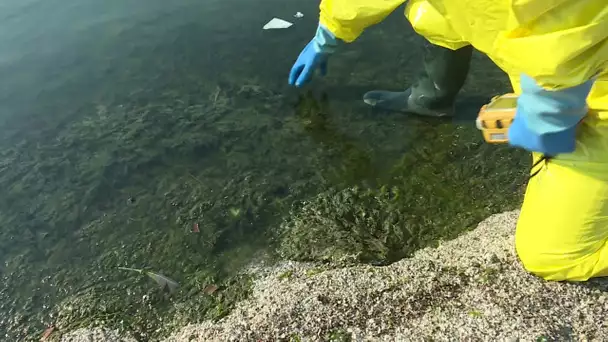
[288,0,608,282]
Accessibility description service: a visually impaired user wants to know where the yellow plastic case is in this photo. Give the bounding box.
[476,93,518,143]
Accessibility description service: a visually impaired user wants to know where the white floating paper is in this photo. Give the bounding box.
[263,18,293,30]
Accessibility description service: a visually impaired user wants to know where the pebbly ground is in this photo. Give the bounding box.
[60,210,608,341]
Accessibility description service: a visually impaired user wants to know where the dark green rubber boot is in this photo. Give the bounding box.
[363,43,473,117]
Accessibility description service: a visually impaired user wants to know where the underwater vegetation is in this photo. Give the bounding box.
[0,1,529,339]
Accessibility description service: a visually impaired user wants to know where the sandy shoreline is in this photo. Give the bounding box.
[61,210,608,341]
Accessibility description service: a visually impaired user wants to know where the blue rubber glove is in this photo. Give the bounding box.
[289,24,341,87]
[508,74,595,155]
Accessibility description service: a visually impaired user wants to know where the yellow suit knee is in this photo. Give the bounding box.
[514,116,608,282]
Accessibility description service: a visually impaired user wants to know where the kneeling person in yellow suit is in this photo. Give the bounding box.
[288,0,608,281]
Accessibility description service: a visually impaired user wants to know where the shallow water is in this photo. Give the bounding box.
[0,0,529,340]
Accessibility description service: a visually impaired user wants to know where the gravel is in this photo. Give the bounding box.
[59,327,137,342]
[64,210,608,341]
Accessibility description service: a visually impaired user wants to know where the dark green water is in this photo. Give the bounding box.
[0,0,529,340]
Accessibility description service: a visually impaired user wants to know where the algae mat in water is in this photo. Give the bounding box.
[0,0,529,340]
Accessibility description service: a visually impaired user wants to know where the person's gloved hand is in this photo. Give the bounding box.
[508,74,595,155]
[289,24,341,87]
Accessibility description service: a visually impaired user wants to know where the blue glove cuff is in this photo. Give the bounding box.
[517,74,594,135]
[507,74,595,155]
[312,24,340,54]
[508,114,577,155]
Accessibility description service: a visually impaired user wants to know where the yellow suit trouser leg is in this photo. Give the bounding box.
[510,76,608,281]
[514,117,608,281]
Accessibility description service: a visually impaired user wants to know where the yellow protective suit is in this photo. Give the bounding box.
[318,0,608,281]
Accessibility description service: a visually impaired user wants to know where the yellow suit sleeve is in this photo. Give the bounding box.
[319,0,407,43]
[492,0,608,90]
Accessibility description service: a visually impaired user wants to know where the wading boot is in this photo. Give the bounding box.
[363,43,473,117]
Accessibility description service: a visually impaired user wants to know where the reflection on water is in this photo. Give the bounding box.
[0,0,529,339]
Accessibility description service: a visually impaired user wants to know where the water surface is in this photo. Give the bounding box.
[0,0,529,339]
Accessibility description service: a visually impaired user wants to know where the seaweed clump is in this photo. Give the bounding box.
[278,186,430,265]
